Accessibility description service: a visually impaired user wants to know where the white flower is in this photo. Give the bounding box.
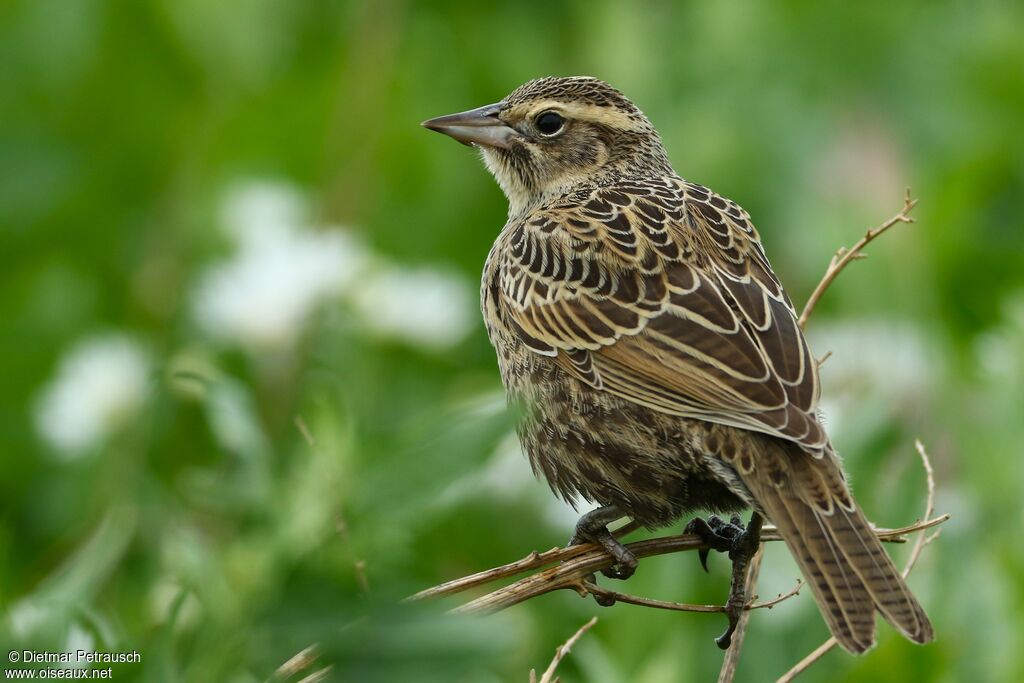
[64,623,94,668]
[194,180,369,351]
[219,180,307,246]
[34,335,151,457]
[351,264,475,351]
[198,179,475,353]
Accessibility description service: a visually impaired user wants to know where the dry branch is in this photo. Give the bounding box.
[716,548,763,683]
[798,189,918,328]
[576,576,803,614]
[268,644,332,683]
[529,617,598,683]
[409,516,946,614]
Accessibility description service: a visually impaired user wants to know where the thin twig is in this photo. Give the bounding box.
[775,638,837,683]
[268,644,332,683]
[529,616,598,683]
[270,645,319,681]
[576,576,802,614]
[798,188,918,328]
[409,545,589,602]
[295,668,333,683]
[776,441,942,682]
[717,548,764,683]
[905,439,938,573]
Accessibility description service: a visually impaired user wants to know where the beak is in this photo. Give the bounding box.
[421,103,515,149]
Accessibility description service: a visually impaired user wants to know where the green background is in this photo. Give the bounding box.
[2,1,1022,681]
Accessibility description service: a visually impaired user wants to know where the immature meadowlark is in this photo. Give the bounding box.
[423,76,933,653]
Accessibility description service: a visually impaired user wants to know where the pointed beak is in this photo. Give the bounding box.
[421,103,516,149]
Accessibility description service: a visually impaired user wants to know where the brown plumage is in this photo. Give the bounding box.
[423,76,933,653]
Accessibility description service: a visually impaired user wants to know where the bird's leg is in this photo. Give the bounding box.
[569,505,637,582]
[718,513,763,649]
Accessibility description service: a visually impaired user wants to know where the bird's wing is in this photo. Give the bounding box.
[494,177,826,449]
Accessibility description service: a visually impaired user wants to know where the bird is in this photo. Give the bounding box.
[422,76,933,654]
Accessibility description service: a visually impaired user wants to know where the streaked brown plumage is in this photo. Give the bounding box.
[423,76,933,653]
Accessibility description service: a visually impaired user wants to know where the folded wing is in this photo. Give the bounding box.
[495,177,825,450]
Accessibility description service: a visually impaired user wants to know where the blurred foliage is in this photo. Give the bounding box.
[2,1,1023,681]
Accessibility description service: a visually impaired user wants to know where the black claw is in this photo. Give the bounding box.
[602,566,630,580]
[685,514,741,572]
[597,532,638,580]
[697,547,711,573]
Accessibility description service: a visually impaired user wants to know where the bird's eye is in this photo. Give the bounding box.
[535,111,565,136]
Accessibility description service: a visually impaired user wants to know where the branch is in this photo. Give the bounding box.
[408,516,947,614]
[798,188,917,328]
[529,616,598,683]
[716,548,763,683]
[268,644,332,683]
[409,521,637,602]
[576,576,802,614]
[776,440,942,683]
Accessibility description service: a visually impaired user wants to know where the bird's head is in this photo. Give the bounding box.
[423,77,672,216]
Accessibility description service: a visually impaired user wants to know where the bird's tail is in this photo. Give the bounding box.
[741,445,934,654]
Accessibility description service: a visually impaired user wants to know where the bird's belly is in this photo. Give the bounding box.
[497,343,747,528]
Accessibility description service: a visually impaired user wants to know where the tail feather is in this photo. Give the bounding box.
[832,503,933,643]
[758,479,877,652]
[742,444,934,654]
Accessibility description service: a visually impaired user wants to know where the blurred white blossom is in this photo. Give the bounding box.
[8,601,46,638]
[351,264,475,351]
[64,623,94,668]
[219,180,307,246]
[194,181,369,351]
[34,334,151,457]
[196,179,475,353]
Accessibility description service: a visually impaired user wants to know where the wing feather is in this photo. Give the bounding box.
[495,178,825,449]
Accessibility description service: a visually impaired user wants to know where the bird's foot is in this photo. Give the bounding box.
[685,513,764,648]
[684,514,746,573]
[569,505,637,581]
[685,513,764,650]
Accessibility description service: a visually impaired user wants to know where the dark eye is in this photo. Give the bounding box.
[535,111,565,136]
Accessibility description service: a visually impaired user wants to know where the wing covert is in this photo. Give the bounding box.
[494,177,825,449]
